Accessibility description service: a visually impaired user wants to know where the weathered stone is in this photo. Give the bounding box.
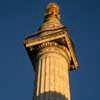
[24,2,79,100]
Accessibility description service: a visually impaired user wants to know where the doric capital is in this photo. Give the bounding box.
[37,42,71,66]
[24,29,79,71]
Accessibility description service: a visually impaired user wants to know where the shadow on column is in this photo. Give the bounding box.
[33,91,68,100]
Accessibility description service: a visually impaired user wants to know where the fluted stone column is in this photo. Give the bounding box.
[24,3,79,100]
[34,42,71,100]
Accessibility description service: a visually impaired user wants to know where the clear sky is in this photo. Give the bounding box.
[0,0,100,100]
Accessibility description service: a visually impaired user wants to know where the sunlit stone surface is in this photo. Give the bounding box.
[24,2,79,100]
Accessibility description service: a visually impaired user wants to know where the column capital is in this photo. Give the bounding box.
[37,42,71,67]
[24,29,79,71]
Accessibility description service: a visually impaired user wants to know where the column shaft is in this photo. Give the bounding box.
[34,46,71,100]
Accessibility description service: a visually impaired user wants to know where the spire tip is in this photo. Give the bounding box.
[44,2,60,21]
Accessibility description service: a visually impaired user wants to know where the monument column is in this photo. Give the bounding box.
[24,2,79,100]
[34,42,71,100]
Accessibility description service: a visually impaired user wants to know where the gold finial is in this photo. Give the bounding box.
[44,2,60,21]
[38,2,63,32]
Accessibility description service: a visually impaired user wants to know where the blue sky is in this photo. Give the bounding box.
[0,0,100,100]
